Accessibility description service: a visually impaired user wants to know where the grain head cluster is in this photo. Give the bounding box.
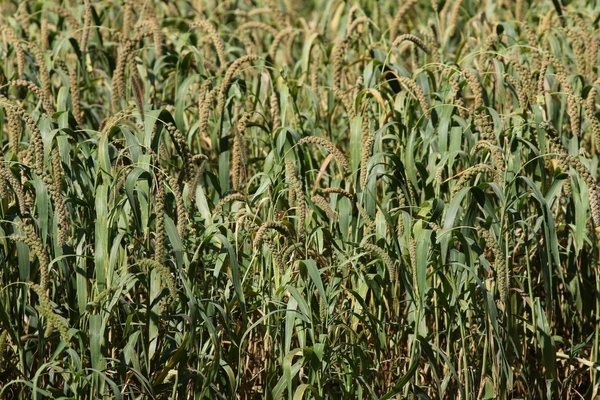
[0,0,599,398]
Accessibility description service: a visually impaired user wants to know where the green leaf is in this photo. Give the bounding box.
[94,184,109,291]
[379,348,420,400]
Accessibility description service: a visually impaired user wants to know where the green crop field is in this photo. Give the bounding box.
[0,0,599,398]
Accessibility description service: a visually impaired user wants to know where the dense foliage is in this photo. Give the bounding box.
[0,0,599,398]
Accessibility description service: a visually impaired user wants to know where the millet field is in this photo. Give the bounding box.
[0,0,599,398]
